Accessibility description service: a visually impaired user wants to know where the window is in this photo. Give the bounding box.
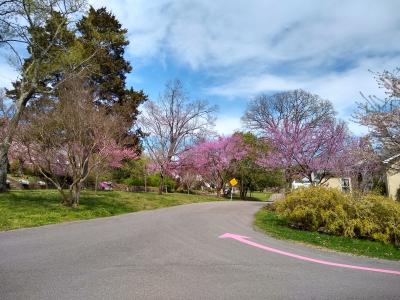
[341,178,350,193]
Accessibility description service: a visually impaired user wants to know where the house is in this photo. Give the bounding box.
[383,154,400,200]
[289,154,400,199]
[322,177,352,193]
[292,173,352,193]
[292,177,312,189]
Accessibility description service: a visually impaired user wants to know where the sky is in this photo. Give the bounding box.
[2,0,400,135]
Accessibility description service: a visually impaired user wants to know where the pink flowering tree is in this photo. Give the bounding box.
[16,77,138,207]
[8,140,30,176]
[178,135,247,197]
[173,150,200,194]
[17,126,137,206]
[340,138,383,192]
[256,120,351,185]
[242,90,362,186]
[92,140,139,192]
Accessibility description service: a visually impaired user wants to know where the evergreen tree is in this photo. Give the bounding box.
[77,7,147,123]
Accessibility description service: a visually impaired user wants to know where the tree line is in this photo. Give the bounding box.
[1,1,399,205]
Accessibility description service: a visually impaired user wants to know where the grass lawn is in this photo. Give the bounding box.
[248,191,272,201]
[227,191,272,201]
[0,189,224,231]
[255,208,400,260]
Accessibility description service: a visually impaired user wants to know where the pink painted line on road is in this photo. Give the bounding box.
[219,233,400,276]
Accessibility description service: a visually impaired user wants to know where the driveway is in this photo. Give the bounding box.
[0,201,399,299]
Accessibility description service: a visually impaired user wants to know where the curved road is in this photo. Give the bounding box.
[1,201,399,299]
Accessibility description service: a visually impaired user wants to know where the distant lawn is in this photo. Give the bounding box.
[255,208,400,261]
[248,191,272,201]
[227,191,272,201]
[0,190,223,231]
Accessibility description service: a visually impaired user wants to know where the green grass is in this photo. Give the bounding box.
[227,191,272,201]
[0,189,223,231]
[248,191,272,201]
[255,208,400,260]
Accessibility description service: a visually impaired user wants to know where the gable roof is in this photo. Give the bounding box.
[383,153,400,164]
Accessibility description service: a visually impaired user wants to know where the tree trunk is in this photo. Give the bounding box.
[284,170,293,192]
[72,183,81,207]
[65,183,81,207]
[239,169,246,200]
[0,144,9,192]
[18,159,24,176]
[0,88,34,193]
[95,173,99,194]
[240,186,248,200]
[59,188,73,207]
[158,173,164,194]
[216,180,224,197]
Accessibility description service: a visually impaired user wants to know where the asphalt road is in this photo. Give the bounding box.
[1,201,400,299]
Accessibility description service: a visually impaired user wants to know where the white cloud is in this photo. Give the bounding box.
[214,115,242,135]
[0,59,19,89]
[90,0,400,70]
[85,1,400,135]
[206,55,399,134]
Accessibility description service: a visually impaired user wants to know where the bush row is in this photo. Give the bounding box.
[274,187,400,246]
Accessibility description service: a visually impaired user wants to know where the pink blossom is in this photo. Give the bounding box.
[176,134,248,196]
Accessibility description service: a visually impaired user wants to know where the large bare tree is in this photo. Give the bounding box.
[242,89,335,134]
[139,80,217,194]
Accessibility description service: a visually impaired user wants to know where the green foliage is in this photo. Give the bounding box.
[230,132,285,199]
[122,174,176,190]
[7,11,80,99]
[119,157,151,183]
[123,176,144,187]
[147,174,175,191]
[76,6,147,121]
[275,187,400,246]
[371,178,387,195]
[120,165,176,191]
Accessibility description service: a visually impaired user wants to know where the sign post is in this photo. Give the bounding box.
[229,178,238,201]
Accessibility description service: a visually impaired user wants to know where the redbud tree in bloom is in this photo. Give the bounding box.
[340,137,383,192]
[16,76,138,206]
[178,135,247,197]
[243,89,360,185]
[172,149,199,194]
[257,119,352,184]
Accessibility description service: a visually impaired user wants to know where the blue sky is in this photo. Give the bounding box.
[2,0,400,135]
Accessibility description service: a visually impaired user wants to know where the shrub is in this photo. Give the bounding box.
[275,187,400,246]
[123,177,144,186]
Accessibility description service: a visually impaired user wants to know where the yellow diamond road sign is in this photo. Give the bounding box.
[230,178,238,187]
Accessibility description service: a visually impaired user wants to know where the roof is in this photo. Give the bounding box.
[383,153,400,164]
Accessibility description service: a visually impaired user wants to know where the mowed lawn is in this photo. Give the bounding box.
[255,209,400,261]
[0,190,224,231]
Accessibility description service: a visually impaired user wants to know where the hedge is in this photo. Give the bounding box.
[274,187,400,246]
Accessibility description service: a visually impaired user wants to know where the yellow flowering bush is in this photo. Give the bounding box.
[275,187,400,246]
